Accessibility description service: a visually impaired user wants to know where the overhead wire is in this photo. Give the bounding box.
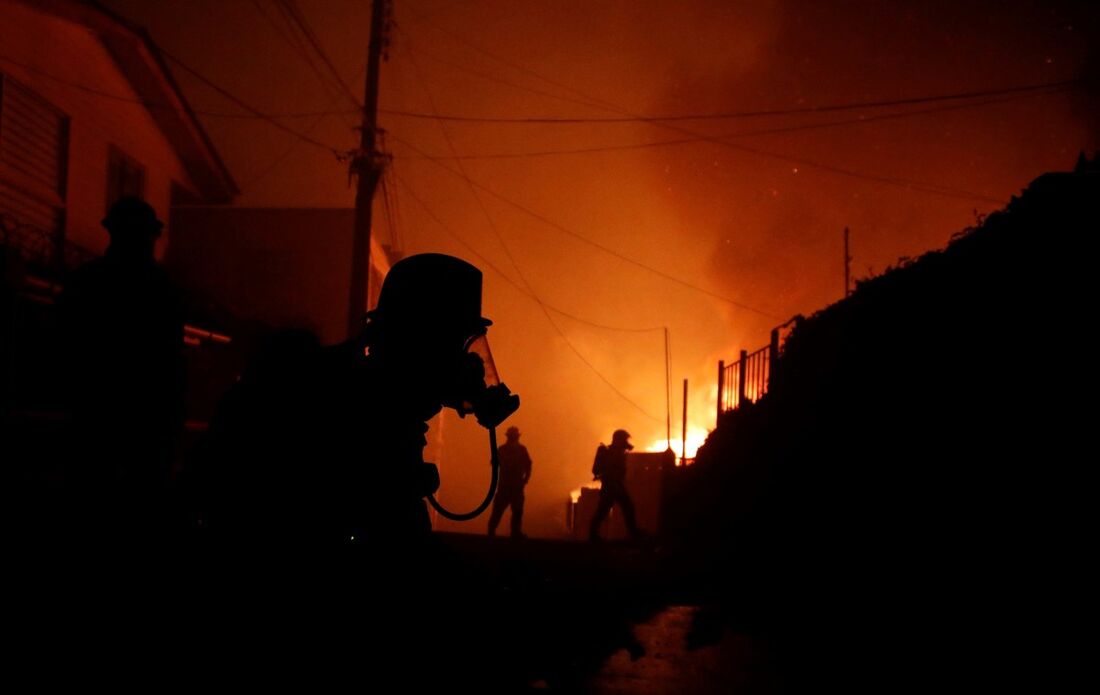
[378,79,1080,124]
[157,47,345,155]
[389,133,785,320]
[237,110,332,190]
[399,7,1014,204]
[392,173,664,334]
[402,38,665,422]
[274,0,363,109]
[391,85,1076,161]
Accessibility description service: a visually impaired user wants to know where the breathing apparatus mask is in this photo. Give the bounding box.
[428,331,520,521]
[442,333,520,428]
[367,253,520,521]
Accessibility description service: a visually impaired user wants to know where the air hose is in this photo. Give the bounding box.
[427,426,499,521]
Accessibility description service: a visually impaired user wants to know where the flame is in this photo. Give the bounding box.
[647,425,709,461]
[570,482,601,503]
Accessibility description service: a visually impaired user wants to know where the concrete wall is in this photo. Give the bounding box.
[167,207,388,345]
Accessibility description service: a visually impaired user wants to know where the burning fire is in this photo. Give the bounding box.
[647,425,709,461]
[570,483,600,503]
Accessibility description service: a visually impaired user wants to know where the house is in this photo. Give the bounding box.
[1,0,395,480]
[0,0,237,273]
[167,206,398,346]
[0,0,237,478]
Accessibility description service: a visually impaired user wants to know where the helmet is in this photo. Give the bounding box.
[102,196,163,237]
[611,429,634,450]
[367,254,492,337]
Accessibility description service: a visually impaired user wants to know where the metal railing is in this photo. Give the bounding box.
[717,328,780,417]
[1,212,95,278]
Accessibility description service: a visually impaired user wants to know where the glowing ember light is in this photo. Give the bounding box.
[570,483,600,503]
[647,425,709,461]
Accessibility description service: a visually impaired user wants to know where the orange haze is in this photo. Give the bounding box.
[107,0,1099,536]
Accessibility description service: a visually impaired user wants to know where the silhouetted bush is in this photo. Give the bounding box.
[671,156,1099,692]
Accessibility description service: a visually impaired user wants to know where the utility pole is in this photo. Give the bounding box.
[664,327,672,448]
[844,226,852,298]
[347,0,392,338]
[681,378,688,465]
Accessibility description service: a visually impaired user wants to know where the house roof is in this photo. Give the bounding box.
[15,0,238,203]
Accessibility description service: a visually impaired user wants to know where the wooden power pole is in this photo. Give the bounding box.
[347,0,391,338]
[681,378,688,465]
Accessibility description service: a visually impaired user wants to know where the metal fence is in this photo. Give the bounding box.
[717,328,780,417]
[1,212,94,277]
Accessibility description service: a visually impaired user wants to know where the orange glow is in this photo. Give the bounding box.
[103,0,1100,539]
[369,237,392,277]
[570,482,600,504]
[647,425,709,462]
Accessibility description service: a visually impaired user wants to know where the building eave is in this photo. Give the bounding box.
[11,0,239,202]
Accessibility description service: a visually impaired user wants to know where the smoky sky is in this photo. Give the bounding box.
[104,0,1099,535]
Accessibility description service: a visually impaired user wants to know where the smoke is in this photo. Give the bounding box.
[1071,35,1100,146]
[104,0,1100,537]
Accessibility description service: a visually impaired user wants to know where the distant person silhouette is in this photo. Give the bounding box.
[199,253,515,547]
[487,425,532,538]
[57,196,184,533]
[589,429,642,541]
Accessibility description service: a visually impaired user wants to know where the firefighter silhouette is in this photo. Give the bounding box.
[487,425,532,538]
[181,254,524,692]
[198,253,506,545]
[58,196,184,531]
[589,429,642,541]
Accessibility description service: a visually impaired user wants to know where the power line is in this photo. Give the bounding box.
[250,0,362,123]
[394,172,665,421]
[399,9,1009,204]
[403,42,614,115]
[402,2,612,110]
[3,51,1072,146]
[390,133,782,320]
[237,109,332,190]
[403,44,665,422]
[156,47,345,155]
[274,0,363,109]
[252,1,328,80]
[1,50,358,120]
[379,167,404,256]
[392,173,664,334]
[387,80,999,203]
[391,86,1074,161]
[378,79,1080,124]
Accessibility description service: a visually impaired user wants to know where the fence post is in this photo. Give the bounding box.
[737,349,747,409]
[716,360,725,421]
[768,328,780,391]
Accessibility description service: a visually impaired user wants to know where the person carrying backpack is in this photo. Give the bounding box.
[589,429,641,541]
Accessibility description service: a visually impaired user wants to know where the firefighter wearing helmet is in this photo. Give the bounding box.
[199,253,518,544]
[589,429,642,541]
[57,196,183,534]
[487,425,532,538]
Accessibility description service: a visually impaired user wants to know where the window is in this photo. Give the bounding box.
[106,145,145,209]
[0,72,69,238]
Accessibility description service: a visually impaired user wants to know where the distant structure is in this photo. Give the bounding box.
[570,449,673,540]
[1,0,238,484]
[0,0,236,258]
[167,207,399,345]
